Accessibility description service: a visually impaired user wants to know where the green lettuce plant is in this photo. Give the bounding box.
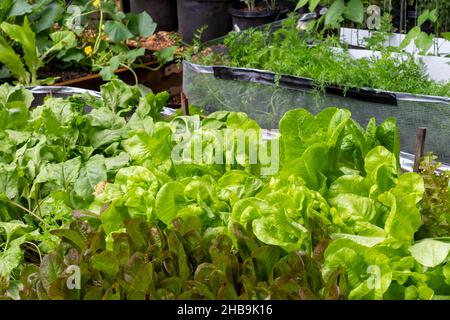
[0,17,77,85]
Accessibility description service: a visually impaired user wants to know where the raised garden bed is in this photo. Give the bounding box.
[1,80,450,300]
[183,15,450,165]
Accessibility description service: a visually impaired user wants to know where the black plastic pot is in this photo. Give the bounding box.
[130,0,178,31]
[392,8,419,33]
[177,0,234,44]
[229,1,290,31]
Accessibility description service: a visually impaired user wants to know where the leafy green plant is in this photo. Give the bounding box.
[416,153,450,239]
[60,0,176,82]
[0,17,77,85]
[296,0,365,28]
[0,80,168,287]
[399,9,438,54]
[0,0,179,84]
[195,15,449,97]
[13,216,339,300]
[1,81,449,300]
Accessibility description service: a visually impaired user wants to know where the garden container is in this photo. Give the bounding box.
[182,59,450,167]
[130,0,178,31]
[53,60,183,101]
[176,0,234,43]
[229,0,292,31]
[29,86,177,117]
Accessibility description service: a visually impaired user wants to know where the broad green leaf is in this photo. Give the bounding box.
[74,155,108,200]
[91,251,119,279]
[0,83,32,129]
[99,55,120,81]
[50,229,86,252]
[376,118,400,163]
[399,26,421,50]
[125,47,145,64]
[132,91,170,122]
[105,152,130,174]
[49,31,77,52]
[127,11,156,37]
[379,190,422,242]
[155,182,186,224]
[308,0,321,12]
[35,157,82,188]
[0,220,28,242]
[343,0,364,24]
[394,172,424,204]
[122,125,173,164]
[0,164,19,199]
[7,0,32,19]
[0,36,28,84]
[330,234,385,247]
[100,79,140,113]
[154,46,177,65]
[414,33,434,55]
[327,175,371,198]
[252,215,308,252]
[2,17,37,81]
[409,239,450,267]
[0,239,24,277]
[104,20,134,42]
[279,108,314,161]
[329,193,379,222]
[324,0,345,27]
[39,252,64,293]
[324,238,392,299]
[34,2,64,33]
[295,0,309,11]
[282,143,329,191]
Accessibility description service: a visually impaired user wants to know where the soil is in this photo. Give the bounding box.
[127,31,181,52]
[38,66,96,83]
[38,52,161,84]
[37,30,182,83]
[241,6,274,12]
[191,45,229,65]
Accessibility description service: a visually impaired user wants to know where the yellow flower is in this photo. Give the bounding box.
[84,46,93,56]
[92,0,101,8]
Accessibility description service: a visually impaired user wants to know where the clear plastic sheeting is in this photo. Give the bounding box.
[183,61,450,166]
[29,86,176,117]
[29,86,101,107]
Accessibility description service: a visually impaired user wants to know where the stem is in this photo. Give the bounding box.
[119,63,139,85]
[24,241,42,264]
[93,8,104,54]
[8,200,49,226]
[35,185,42,218]
[132,62,164,72]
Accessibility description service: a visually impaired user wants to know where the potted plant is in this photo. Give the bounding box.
[229,0,294,31]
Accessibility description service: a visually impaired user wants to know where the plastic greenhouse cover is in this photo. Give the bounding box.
[28,86,177,117]
[183,60,450,170]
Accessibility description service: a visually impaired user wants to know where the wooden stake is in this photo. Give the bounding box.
[181,91,189,115]
[413,127,427,172]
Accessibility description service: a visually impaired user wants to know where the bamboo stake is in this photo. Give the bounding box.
[413,127,427,172]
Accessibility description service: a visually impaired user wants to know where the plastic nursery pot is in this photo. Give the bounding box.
[130,0,178,31]
[229,0,291,31]
[176,0,234,44]
[392,8,420,33]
